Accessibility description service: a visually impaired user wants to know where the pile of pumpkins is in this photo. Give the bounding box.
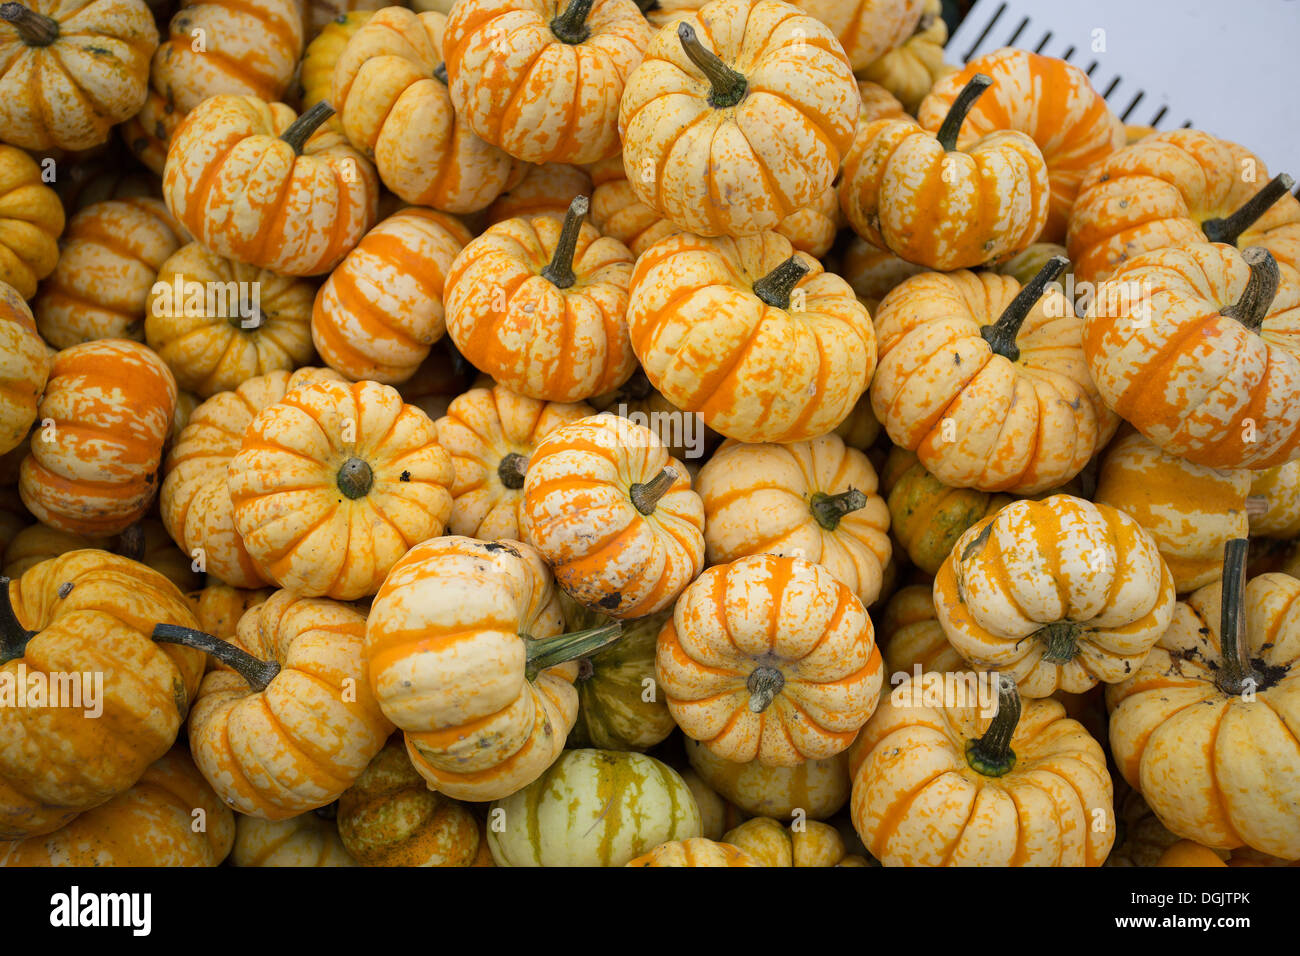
[0,0,1295,868]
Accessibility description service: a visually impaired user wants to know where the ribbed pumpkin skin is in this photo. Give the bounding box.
[0,748,233,866]
[563,598,675,752]
[679,767,744,839]
[337,738,481,866]
[696,435,891,608]
[187,584,274,642]
[1107,572,1300,860]
[299,10,373,110]
[850,682,1115,866]
[187,590,394,820]
[161,367,342,589]
[522,415,705,619]
[20,340,177,537]
[878,584,966,676]
[659,554,882,765]
[1068,130,1300,285]
[1084,243,1300,470]
[0,145,63,299]
[443,0,652,166]
[364,536,574,802]
[1,525,110,579]
[0,551,206,839]
[0,0,158,151]
[617,0,858,237]
[1094,431,1253,593]
[437,384,592,543]
[839,116,1050,272]
[145,242,316,397]
[231,812,357,866]
[312,208,472,385]
[163,95,379,277]
[35,197,185,348]
[625,836,761,866]
[227,378,454,600]
[488,749,701,866]
[0,285,48,456]
[835,235,924,311]
[934,496,1177,698]
[724,816,858,866]
[488,164,592,226]
[684,734,849,819]
[445,213,636,403]
[918,47,1124,242]
[627,232,875,444]
[856,0,948,114]
[792,0,924,71]
[871,270,1115,495]
[1249,461,1300,538]
[333,8,517,211]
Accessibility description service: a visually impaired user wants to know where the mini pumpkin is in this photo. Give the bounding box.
[934,495,1177,698]
[851,674,1115,865]
[20,339,177,537]
[35,197,186,348]
[332,7,517,212]
[231,811,357,866]
[486,163,591,225]
[436,383,592,542]
[227,377,454,600]
[856,0,949,114]
[0,144,63,299]
[878,583,965,676]
[1107,539,1300,860]
[188,583,274,641]
[1084,243,1300,469]
[834,235,925,314]
[792,0,923,72]
[488,748,701,866]
[723,816,866,866]
[0,550,205,839]
[871,257,1115,494]
[364,535,624,801]
[161,367,342,590]
[146,242,316,397]
[0,0,157,151]
[155,589,394,819]
[696,435,891,608]
[522,414,705,618]
[163,95,379,276]
[659,554,882,765]
[445,196,636,403]
[840,74,1050,270]
[0,747,233,866]
[443,0,652,166]
[618,0,858,237]
[918,47,1125,242]
[312,207,472,384]
[299,9,373,110]
[0,285,47,455]
[1,525,110,579]
[679,767,744,839]
[684,736,849,819]
[628,231,875,443]
[337,737,481,866]
[625,836,760,866]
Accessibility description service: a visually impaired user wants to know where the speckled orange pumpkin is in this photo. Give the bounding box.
[792,0,924,72]
[0,285,47,456]
[0,145,63,299]
[299,9,374,110]
[625,836,761,866]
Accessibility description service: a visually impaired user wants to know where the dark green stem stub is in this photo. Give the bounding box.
[0,577,36,666]
[981,255,1068,361]
[1221,247,1280,334]
[752,255,810,310]
[936,73,992,152]
[678,22,747,109]
[541,195,589,290]
[1,3,59,46]
[1036,620,1083,664]
[281,101,334,154]
[550,0,594,45]
[1215,538,1261,697]
[965,675,1020,777]
[153,624,281,692]
[498,452,529,490]
[525,621,623,681]
[337,457,374,499]
[630,466,677,515]
[433,62,448,85]
[809,489,867,531]
[1202,173,1296,246]
[747,665,785,713]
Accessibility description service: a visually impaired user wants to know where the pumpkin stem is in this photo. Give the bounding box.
[914,9,937,33]
[1036,620,1083,664]
[115,523,147,563]
[809,488,867,531]
[550,0,594,45]
[540,195,589,290]
[935,73,992,152]
[1220,247,1279,334]
[497,452,529,490]
[280,102,335,154]
[152,624,281,692]
[524,621,622,681]
[629,466,678,515]
[0,578,36,666]
[1202,173,1296,246]
[1215,538,1261,697]
[965,674,1019,777]
[337,457,374,499]
[433,62,448,85]
[752,255,810,310]
[747,665,785,712]
[677,22,747,109]
[0,3,59,46]
[980,255,1068,362]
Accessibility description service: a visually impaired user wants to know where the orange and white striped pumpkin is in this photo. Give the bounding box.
[792,0,924,72]
[0,285,48,456]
